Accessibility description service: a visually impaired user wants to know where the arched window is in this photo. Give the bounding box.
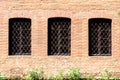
[89,18,112,56]
[9,18,31,55]
[48,17,71,56]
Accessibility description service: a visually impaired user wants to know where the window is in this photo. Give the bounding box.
[89,18,112,56]
[48,17,71,56]
[9,18,31,55]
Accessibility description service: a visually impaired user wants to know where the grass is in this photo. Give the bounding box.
[0,68,120,80]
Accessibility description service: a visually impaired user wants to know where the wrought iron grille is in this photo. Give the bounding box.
[48,17,71,56]
[9,18,31,55]
[89,18,112,56]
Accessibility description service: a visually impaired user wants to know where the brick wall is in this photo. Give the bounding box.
[0,0,120,77]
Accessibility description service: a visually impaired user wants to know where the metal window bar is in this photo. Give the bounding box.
[9,18,31,55]
[89,18,112,56]
[48,17,71,56]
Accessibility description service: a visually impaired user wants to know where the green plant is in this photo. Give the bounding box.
[47,75,54,80]
[7,78,25,80]
[99,69,112,80]
[47,70,65,80]
[0,72,5,80]
[55,70,64,80]
[87,73,95,80]
[68,68,82,80]
[118,12,120,16]
[27,68,44,80]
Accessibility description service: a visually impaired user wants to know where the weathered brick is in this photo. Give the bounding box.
[0,0,120,77]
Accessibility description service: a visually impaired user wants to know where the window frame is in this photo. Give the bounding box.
[48,17,71,56]
[88,18,112,56]
[9,18,31,55]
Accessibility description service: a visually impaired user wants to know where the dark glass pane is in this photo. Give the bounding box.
[9,18,31,55]
[89,18,112,56]
[48,17,71,56]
